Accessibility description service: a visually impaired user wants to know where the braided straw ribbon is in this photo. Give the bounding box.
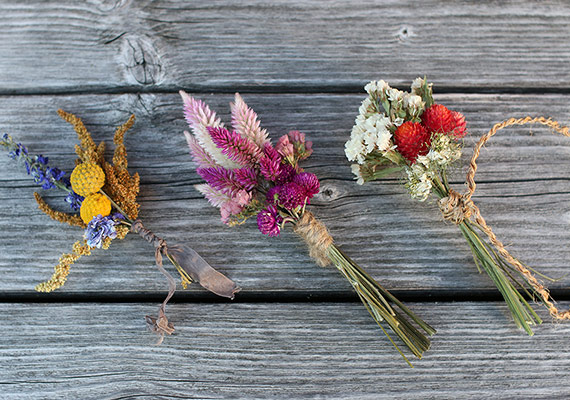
[439,117,570,320]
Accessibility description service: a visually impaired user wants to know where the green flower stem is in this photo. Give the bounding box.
[326,244,436,368]
[434,176,542,335]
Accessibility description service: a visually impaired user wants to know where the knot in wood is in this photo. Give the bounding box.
[293,211,333,267]
[438,189,473,225]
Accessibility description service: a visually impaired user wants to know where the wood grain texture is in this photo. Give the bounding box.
[0,93,569,296]
[1,0,570,92]
[1,302,569,399]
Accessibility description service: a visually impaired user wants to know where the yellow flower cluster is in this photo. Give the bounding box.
[80,192,112,224]
[70,162,112,224]
[33,111,139,293]
[35,241,93,292]
[70,162,105,196]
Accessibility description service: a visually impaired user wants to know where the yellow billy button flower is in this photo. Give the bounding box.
[70,162,106,196]
[80,193,111,224]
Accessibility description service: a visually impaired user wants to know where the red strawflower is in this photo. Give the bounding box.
[421,104,455,134]
[394,122,431,163]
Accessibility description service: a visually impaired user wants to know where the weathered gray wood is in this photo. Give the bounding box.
[0,93,569,295]
[1,302,569,399]
[1,0,570,92]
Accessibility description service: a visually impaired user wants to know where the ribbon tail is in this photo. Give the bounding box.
[167,244,240,299]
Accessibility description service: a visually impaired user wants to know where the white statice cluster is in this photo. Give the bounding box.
[345,93,393,165]
[405,134,462,201]
[346,79,433,186]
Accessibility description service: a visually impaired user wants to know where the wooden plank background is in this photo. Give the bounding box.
[0,0,569,398]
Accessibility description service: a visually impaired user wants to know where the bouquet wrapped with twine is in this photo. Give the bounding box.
[1,110,239,342]
[180,91,435,365]
[346,77,570,334]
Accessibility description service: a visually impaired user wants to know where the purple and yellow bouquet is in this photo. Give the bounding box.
[2,110,239,342]
[180,91,436,365]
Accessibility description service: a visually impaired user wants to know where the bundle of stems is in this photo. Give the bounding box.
[327,244,436,366]
[432,175,546,335]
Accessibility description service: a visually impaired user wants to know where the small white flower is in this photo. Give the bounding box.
[403,94,424,114]
[387,88,404,102]
[364,81,378,96]
[344,136,366,164]
[392,117,404,127]
[351,164,365,185]
[411,77,425,94]
[358,97,375,118]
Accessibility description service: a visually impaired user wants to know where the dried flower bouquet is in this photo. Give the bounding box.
[2,110,239,342]
[180,91,435,365]
[346,77,570,335]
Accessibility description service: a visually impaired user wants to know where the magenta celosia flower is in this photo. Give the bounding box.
[259,143,282,181]
[208,126,263,167]
[293,172,320,197]
[278,182,307,209]
[197,167,257,198]
[257,204,281,236]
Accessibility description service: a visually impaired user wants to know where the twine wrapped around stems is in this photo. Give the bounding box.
[293,211,334,267]
[438,116,570,321]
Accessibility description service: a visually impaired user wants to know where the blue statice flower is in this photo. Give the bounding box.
[84,214,124,248]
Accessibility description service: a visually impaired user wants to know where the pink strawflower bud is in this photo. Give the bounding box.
[293,172,320,197]
[257,204,282,236]
[208,126,263,167]
[276,134,294,159]
[221,200,244,224]
[287,130,313,161]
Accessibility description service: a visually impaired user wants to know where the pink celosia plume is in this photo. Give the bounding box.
[231,93,269,148]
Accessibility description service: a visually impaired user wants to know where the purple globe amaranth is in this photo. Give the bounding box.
[257,204,282,237]
[278,182,307,209]
[84,214,121,248]
[293,172,320,197]
[274,163,296,185]
[266,185,281,204]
